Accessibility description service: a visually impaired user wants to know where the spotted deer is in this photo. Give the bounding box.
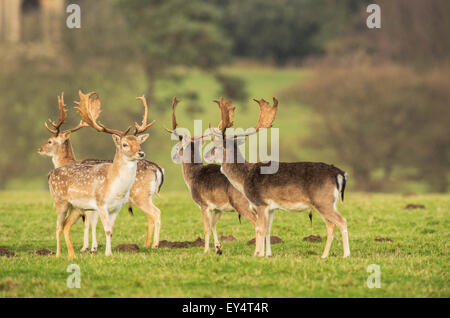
[39,92,164,252]
[163,97,256,254]
[209,98,349,258]
[47,90,152,257]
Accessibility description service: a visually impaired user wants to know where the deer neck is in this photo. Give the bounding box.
[220,141,249,192]
[53,140,77,168]
[107,150,138,197]
[181,159,202,189]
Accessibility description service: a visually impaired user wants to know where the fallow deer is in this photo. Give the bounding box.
[47,90,152,257]
[210,98,349,258]
[164,97,257,254]
[39,92,164,252]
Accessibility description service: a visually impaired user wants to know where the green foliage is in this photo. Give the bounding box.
[116,0,232,102]
[284,60,450,192]
[117,0,231,70]
[0,191,449,297]
[214,72,248,103]
[215,0,367,64]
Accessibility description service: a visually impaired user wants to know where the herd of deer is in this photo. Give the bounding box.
[38,90,350,259]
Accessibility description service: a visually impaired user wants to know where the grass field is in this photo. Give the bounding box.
[0,191,448,297]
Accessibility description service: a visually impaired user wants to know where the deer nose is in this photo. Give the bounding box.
[138,151,145,158]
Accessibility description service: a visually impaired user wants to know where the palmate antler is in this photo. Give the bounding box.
[214,97,278,138]
[74,90,131,136]
[45,92,90,136]
[45,93,68,136]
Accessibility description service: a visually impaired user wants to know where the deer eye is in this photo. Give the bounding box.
[122,143,128,147]
[48,141,52,144]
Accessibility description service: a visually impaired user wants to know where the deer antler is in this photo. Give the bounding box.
[163,97,180,134]
[74,90,131,136]
[253,97,278,130]
[66,120,89,133]
[133,95,155,135]
[45,92,68,136]
[214,98,235,133]
[213,97,278,138]
[164,97,214,141]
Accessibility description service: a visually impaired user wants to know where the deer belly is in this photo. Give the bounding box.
[69,198,98,211]
[66,188,97,210]
[208,202,234,212]
[268,200,310,212]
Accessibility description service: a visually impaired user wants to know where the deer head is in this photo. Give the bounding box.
[75,90,152,161]
[38,92,89,158]
[164,97,213,163]
[207,98,278,163]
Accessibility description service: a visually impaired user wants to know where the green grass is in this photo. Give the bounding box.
[0,191,448,297]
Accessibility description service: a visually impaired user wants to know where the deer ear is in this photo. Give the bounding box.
[112,134,121,146]
[137,133,149,144]
[59,130,71,141]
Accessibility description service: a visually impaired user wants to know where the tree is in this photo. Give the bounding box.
[286,60,449,191]
[116,0,231,103]
[213,0,368,64]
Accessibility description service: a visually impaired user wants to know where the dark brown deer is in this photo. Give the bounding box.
[47,90,152,257]
[39,92,164,252]
[164,97,256,254]
[209,98,349,258]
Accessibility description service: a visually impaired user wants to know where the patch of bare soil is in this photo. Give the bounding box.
[115,244,139,252]
[404,204,425,209]
[402,192,417,197]
[0,246,15,257]
[0,278,15,291]
[159,237,205,248]
[375,237,393,242]
[247,236,283,245]
[29,249,55,256]
[303,234,322,242]
[220,235,237,242]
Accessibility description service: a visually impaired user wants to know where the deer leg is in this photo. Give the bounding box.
[144,212,154,248]
[150,202,161,249]
[211,211,223,255]
[135,197,161,248]
[55,201,69,257]
[98,206,112,256]
[254,206,268,257]
[321,219,336,259]
[109,211,119,235]
[80,212,90,252]
[317,205,350,258]
[201,207,211,253]
[90,212,99,252]
[146,200,161,248]
[265,210,275,257]
[63,208,81,258]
